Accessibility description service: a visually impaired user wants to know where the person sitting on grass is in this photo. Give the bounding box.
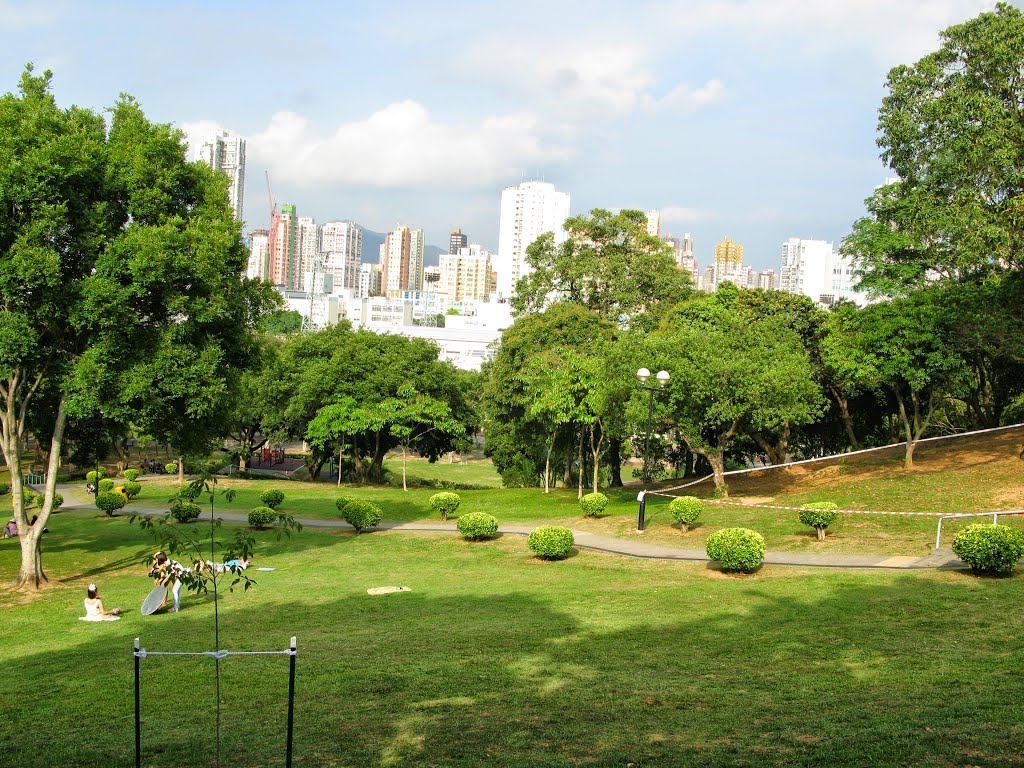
[3,518,17,538]
[81,584,122,621]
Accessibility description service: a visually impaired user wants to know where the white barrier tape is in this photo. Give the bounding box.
[655,422,1024,495]
[135,648,295,659]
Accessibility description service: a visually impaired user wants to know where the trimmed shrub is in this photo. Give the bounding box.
[706,527,766,573]
[579,492,609,518]
[170,500,202,523]
[335,496,354,514]
[343,500,384,533]
[260,489,285,509]
[165,462,179,475]
[124,469,142,481]
[98,478,114,493]
[247,506,277,529]
[95,491,127,516]
[0,483,8,495]
[799,502,840,541]
[952,524,1024,576]
[85,469,107,484]
[668,496,703,533]
[429,491,461,521]
[457,512,499,541]
[36,491,63,510]
[21,490,37,507]
[528,526,574,560]
[122,481,143,500]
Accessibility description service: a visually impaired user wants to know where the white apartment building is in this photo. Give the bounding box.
[645,209,661,237]
[320,221,362,293]
[440,244,493,302]
[195,131,245,223]
[357,263,382,299]
[496,181,571,301]
[408,228,425,292]
[247,229,269,281]
[297,217,318,282]
[779,238,865,306]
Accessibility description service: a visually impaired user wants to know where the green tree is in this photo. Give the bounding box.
[0,67,273,588]
[262,309,303,335]
[848,3,1024,292]
[376,385,466,491]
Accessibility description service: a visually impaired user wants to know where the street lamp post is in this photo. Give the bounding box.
[636,367,669,532]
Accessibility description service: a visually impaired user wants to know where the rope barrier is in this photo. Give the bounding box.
[135,648,297,659]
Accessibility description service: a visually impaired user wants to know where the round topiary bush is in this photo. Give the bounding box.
[260,489,285,509]
[124,468,142,481]
[95,491,127,516]
[248,506,277,529]
[36,491,63,510]
[579,492,609,518]
[668,496,703,533]
[170,500,202,523]
[528,526,575,560]
[457,511,499,541]
[21,489,36,508]
[85,469,107,485]
[706,527,766,573]
[429,491,461,521]
[952,524,1024,576]
[122,480,143,499]
[165,462,179,475]
[177,482,202,501]
[344,500,384,533]
[799,502,841,541]
[335,496,354,514]
[98,478,114,493]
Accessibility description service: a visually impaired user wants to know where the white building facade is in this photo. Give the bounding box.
[779,237,865,306]
[320,221,362,293]
[496,181,570,301]
[195,131,246,223]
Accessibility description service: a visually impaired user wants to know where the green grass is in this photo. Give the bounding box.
[3,509,1024,767]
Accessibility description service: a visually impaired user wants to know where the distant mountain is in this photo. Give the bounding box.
[360,228,444,267]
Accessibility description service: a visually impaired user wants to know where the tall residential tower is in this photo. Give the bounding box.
[195,131,246,223]
[496,181,570,300]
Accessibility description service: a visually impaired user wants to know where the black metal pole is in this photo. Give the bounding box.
[134,637,141,768]
[286,636,297,768]
[638,388,654,531]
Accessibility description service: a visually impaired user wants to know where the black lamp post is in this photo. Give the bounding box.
[637,367,669,532]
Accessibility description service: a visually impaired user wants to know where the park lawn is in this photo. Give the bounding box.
[2,508,1024,767]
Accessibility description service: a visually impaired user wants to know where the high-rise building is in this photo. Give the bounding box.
[297,217,318,281]
[440,244,493,302]
[666,232,698,284]
[779,237,863,306]
[714,237,743,267]
[358,263,383,299]
[496,181,571,300]
[195,131,246,223]
[320,221,362,293]
[711,237,745,290]
[449,228,468,255]
[247,229,270,281]
[269,204,299,289]
[381,226,412,297]
[645,210,660,238]
[408,228,425,292]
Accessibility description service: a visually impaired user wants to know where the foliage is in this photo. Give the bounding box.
[169,500,202,523]
[0,482,8,495]
[343,500,384,533]
[429,491,461,520]
[527,526,575,560]
[85,469,108,484]
[21,489,36,508]
[121,481,142,499]
[247,506,277,529]
[456,511,499,541]
[36,491,63,510]
[165,462,179,475]
[335,496,355,514]
[668,496,703,531]
[95,491,127,516]
[177,482,202,501]
[952,524,1024,576]
[800,502,841,540]
[260,488,285,509]
[579,492,609,518]
[706,527,766,573]
[262,309,303,335]
[98,478,114,493]
[123,468,142,481]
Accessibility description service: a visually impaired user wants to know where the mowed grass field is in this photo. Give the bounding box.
[94,426,1024,556]
[2,509,1024,768]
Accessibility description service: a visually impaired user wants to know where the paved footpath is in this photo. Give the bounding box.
[53,483,967,571]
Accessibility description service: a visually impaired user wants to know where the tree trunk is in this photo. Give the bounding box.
[338,443,344,488]
[816,526,826,541]
[608,437,623,487]
[577,429,584,500]
[590,423,604,495]
[368,432,386,484]
[114,440,130,475]
[177,456,184,483]
[544,437,555,494]
[679,522,689,534]
[829,386,859,450]
[401,444,408,491]
[707,451,727,494]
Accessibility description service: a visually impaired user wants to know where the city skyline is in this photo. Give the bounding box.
[0,0,1003,269]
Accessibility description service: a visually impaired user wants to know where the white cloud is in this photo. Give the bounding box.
[645,79,726,112]
[208,101,571,189]
[180,120,225,160]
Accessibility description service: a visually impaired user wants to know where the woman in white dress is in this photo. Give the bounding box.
[81,583,122,621]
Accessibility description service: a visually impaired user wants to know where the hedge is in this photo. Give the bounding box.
[952,524,1024,576]
[344,500,384,533]
[527,526,574,560]
[457,512,498,541]
[579,492,609,518]
[668,496,703,532]
[706,527,766,573]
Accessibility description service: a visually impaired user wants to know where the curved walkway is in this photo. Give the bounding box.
[50,483,967,571]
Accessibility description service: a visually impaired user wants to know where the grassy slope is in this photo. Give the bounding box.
[96,426,1024,556]
[2,510,1024,767]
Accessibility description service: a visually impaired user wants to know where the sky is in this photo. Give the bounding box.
[0,0,1004,270]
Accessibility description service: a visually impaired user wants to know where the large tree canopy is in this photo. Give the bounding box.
[848,3,1024,292]
[0,67,275,588]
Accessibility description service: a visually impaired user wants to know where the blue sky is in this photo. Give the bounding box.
[0,0,1001,269]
